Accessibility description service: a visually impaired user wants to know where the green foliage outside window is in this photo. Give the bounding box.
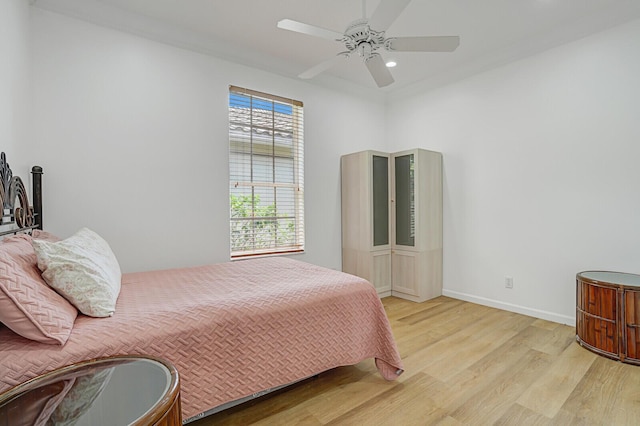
[230,194,295,252]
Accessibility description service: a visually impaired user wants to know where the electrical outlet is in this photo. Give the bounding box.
[505,276,513,289]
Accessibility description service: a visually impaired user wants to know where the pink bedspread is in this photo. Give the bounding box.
[0,257,403,420]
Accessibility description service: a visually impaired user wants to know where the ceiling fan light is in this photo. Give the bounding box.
[386,60,397,68]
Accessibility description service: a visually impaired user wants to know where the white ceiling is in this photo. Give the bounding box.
[32,0,640,95]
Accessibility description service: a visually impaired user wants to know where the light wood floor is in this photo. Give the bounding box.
[192,296,640,425]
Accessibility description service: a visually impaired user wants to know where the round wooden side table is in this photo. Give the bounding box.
[0,355,181,425]
[576,270,640,365]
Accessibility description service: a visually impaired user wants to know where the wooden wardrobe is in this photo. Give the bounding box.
[341,148,442,302]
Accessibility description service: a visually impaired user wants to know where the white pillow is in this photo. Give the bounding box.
[32,228,122,317]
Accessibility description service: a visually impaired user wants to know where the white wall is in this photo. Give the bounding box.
[30,8,387,273]
[29,6,640,325]
[387,19,640,324]
[1,0,31,174]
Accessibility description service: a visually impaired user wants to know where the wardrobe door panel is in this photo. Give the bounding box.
[372,155,389,247]
[394,154,415,247]
[392,250,419,297]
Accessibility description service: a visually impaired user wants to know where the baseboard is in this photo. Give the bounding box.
[442,289,575,327]
[378,290,392,298]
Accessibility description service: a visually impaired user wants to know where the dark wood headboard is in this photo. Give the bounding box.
[0,152,42,237]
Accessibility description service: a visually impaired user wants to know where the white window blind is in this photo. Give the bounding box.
[228,86,304,258]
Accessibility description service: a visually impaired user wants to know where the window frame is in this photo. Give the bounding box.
[228,86,304,259]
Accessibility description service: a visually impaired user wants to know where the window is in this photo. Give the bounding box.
[228,86,304,258]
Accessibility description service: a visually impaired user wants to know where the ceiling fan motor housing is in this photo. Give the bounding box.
[343,19,385,57]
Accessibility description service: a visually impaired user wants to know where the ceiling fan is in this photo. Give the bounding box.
[277,0,460,88]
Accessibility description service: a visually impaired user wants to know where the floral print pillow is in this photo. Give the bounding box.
[32,228,122,317]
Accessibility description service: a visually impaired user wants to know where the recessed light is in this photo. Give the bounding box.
[386,61,397,68]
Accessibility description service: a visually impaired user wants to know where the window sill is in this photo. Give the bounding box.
[231,249,305,261]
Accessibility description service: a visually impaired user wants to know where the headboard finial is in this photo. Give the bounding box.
[32,165,43,229]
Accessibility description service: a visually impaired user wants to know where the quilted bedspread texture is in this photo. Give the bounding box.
[0,257,403,420]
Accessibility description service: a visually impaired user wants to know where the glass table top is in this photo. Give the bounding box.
[0,357,174,425]
[578,271,640,287]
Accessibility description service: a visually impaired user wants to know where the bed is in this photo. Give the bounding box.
[0,153,403,423]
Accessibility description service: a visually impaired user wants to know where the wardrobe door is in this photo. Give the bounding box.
[371,153,392,294]
[391,152,417,297]
[391,149,442,302]
[341,151,391,297]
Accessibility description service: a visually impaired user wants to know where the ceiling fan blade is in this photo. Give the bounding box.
[277,19,343,41]
[387,36,460,52]
[368,0,412,32]
[365,54,394,88]
[299,54,349,79]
